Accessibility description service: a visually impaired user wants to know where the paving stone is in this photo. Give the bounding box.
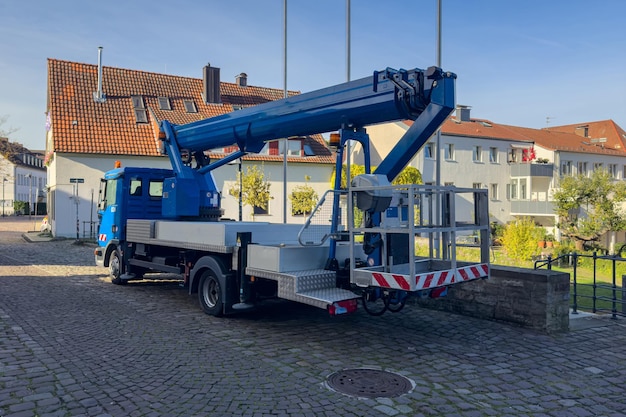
[0,223,626,416]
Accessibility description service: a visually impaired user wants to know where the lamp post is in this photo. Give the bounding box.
[2,177,6,217]
[27,174,32,220]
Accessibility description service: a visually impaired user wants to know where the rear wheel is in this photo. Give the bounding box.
[198,270,223,316]
[109,249,126,285]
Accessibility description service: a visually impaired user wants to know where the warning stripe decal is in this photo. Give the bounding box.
[368,263,489,292]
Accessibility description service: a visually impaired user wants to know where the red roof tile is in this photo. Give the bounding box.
[47,59,333,163]
[544,120,626,152]
[405,117,626,156]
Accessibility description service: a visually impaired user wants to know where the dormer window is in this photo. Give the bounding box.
[131,95,147,123]
[279,139,303,156]
[184,99,197,113]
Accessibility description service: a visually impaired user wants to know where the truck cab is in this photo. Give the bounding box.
[94,166,173,271]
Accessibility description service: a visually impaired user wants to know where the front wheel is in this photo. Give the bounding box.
[109,248,126,285]
[198,270,223,316]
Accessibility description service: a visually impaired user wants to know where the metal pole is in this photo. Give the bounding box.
[282,0,288,224]
[434,0,442,258]
[345,0,351,188]
[346,0,351,82]
[28,174,32,220]
[2,177,5,217]
[238,159,243,221]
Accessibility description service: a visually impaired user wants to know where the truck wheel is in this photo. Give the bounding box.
[198,270,223,316]
[109,249,126,285]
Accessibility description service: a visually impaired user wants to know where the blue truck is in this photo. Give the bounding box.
[95,66,490,317]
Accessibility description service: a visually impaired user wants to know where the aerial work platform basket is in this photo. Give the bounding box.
[348,183,490,293]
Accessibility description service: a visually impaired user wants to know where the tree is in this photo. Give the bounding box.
[289,176,318,216]
[0,115,18,139]
[228,164,273,220]
[329,165,422,188]
[501,217,544,261]
[391,166,422,185]
[553,170,626,251]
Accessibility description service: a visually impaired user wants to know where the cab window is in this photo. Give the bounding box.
[149,180,163,197]
[129,178,142,196]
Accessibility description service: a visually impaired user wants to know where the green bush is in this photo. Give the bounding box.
[501,218,544,261]
[13,200,29,215]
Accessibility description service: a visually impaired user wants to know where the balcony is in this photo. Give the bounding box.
[510,163,554,177]
[510,200,555,216]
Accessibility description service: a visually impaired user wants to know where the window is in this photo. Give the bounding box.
[520,179,527,199]
[129,178,142,196]
[593,162,603,172]
[424,143,434,159]
[472,146,482,162]
[253,202,269,215]
[131,95,147,123]
[158,97,171,110]
[578,161,588,177]
[149,180,164,197]
[183,99,197,113]
[444,144,455,161]
[489,147,498,163]
[102,179,118,210]
[608,164,618,178]
[510,179,518,199]
[444,182,454,186]
[472,182,482,189]
[561,160,573,176]
[279,139,302,156]
[490,183,499,200]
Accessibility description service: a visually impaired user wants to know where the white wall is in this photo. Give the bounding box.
[49,153,335,237]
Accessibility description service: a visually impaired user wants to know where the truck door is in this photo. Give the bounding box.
[97,177,123,246]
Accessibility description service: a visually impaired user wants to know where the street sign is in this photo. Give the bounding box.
[69,178,84,184]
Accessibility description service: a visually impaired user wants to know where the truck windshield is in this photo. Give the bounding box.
[99,179,118,210]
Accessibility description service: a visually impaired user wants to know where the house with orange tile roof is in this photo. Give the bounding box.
[46,58,335,238]
[353,106,626,250]
[0,137,47,216]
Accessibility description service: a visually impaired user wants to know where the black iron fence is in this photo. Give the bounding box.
[535,252,626,319]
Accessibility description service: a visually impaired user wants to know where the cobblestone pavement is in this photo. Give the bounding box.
[1,217,626,417]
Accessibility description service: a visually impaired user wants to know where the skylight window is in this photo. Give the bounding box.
[158,97,171,110]
[184,99,197,113]
[131,95,148,123]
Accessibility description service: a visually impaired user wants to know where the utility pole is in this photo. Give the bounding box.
[2,177,6,217]
[27,174,32,220]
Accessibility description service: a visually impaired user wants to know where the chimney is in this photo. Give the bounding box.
[456,104,471,122]
[93,46,106,103]
[236,72,248,87]
[203,64,221,104]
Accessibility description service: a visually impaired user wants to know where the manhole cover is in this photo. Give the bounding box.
[326,368,413,398]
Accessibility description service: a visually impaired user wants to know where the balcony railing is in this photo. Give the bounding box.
[510,199,555,215]
[510,163,554,177]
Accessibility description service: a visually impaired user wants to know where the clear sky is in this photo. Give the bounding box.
[1,0,625,150]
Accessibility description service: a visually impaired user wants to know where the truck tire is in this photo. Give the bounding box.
[198,270,223,316]
[109,248,126,285]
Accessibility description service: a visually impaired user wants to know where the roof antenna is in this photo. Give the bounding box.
[93,46,106,103]
[546,116,555,126]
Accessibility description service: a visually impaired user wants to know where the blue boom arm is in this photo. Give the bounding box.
[158,66,456,218]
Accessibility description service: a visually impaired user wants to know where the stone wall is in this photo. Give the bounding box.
[416,266,570,334]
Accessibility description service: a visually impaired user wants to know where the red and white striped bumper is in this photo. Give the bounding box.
[366,263,489,292]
